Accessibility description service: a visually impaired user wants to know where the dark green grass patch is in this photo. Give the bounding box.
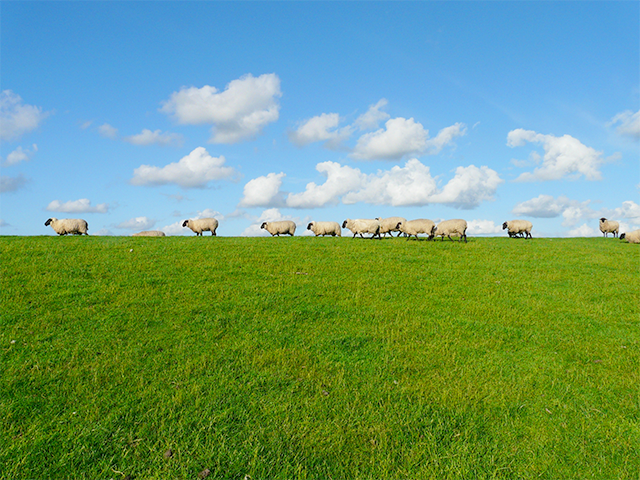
[1,236,638,479]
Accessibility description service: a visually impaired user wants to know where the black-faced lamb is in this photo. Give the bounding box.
[341,218,381,239]
[375,216,406,237]
[502,220,533,239]
[44,218,89,235]
[182,218,219,236]
[307,221,341,237]
[620,229,640,244]
[261,221,296,236]
[434,219,468,243]
[599,218,619,238]
[396,219,435,241]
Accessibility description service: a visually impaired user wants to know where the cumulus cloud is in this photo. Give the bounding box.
[2,144,37,167]
[567,224,599,237]
[131,147,237,188]
[467,220,503,235]
[46,198,110,214]
[0,90,50,141]
[0,174,28,193]
[507,129,604,181]
[250,159,501,209]
[115,216,156,230]
[288,113,352,149]
[609,109,640,139]
[354,98,390,131]
[352,118,466,160]
[239,172,286,207]
[98,123,118,139]
[160,73,282,144]
[608,200,640,224]
[124,129,183,147]
[241,208,300,237]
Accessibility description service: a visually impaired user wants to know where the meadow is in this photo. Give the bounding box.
[0,235,638,479]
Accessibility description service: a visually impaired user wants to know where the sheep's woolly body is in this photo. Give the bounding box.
[44,218,89,235]
[133,231,166,237]
[434,219,468,243]
[376,216,406,237]
[397,219,435,240]
[502,220,533,239]
[342,218,381,239]
[307,221,341,237]
[599,218,619,238]
[182,218,219,236]
[261,221,296,236]
[620,229,640,244]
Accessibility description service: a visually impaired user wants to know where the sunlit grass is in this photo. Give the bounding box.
[1,236,638,479]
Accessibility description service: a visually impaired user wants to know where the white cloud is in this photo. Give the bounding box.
[567,224,599,237]
[507,129,604,181]
[115,216,156,230]
[287,162,364,208]
[429,165,503,209]
[46,198,110,214]
[351,118,466,160]
[160,73,282,144]
[288,113,352,148]
[241,208,300,237]
[124,129,183,147]
[131,147,237,188]
[354,98,390,131]
[80,120,93,130]
[467,220,503,235]
[0,219,9,227]
[98,123,118,139]
[94,228,114,236]
[239,172,286,207]
[3,144,37,167]
[0,90,50,141]
[0,174,28,193]
[609,109,640,139]
[608,200,640,225]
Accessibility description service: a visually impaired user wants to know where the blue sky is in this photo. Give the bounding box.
[1,1,638,237]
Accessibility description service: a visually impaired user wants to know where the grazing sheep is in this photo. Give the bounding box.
[261,220,296,236]
[396,219,436,241]
[307,221,342,237]
[375,216,406,237]
[182,218,219,236]
[620,229,640,244]
[133,230,166,237]
[434,219,468,243]
[44,218,89,235]
[502,220,533,239]
[342,218,381,239]
[599,218,619,238]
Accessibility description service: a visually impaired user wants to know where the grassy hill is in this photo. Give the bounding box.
[1,236,638,479]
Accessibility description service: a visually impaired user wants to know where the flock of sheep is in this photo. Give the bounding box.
[43,216,640,243]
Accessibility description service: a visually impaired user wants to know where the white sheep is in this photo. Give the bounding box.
[396,219,436,241]
[375,216,406,237]
[44,218,89,235]
[341,218,381,239]
[182,218,219,236]
[502,220,533,239]
[620,229,640,244]
[133,230,166,237]
[434,219,468,243]
[261,220,296,236]
[599,218,619,238]
[307,221,341,237]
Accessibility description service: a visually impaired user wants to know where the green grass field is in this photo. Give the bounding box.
[1,236,638,479]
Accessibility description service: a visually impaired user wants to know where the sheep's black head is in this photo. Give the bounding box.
[182,220,189,227]
[342,220,348,228]
[395,222,402,230]
[44,218,53,226]
[502,222,508,230]
[620,233,626,240]
[307,222,313,230]
[260,222,267,229]
[599,217,607,222]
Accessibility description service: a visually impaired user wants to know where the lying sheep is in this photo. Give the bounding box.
[502,220,533,239]
[133,230,166,237]
[599,218,619,238]
[261,220,296,236]
[620,229,640,244]
[396,219,435,241]
[342,218,381,239]
[307,221,341,237]
[182,218,219,236]
[44,218,89,235]
[434,219,468,243]
[375,216,406,237]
